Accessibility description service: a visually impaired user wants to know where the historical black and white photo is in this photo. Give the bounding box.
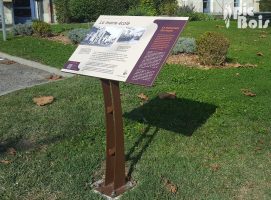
[81,26,121,47]
[117,27,145,43]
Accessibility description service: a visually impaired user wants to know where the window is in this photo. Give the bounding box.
[234,0,239,7]
[203,0,210,13]
[13,0,30,7]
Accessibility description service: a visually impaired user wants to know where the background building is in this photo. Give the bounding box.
[178,0,261,14]
[2,0,56,25]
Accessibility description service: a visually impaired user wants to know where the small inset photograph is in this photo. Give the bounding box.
[117,27,145,44]
[81,26,122,47]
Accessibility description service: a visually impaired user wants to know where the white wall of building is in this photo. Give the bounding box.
[2,0,55,25]
[3,3,13,24]
[178,0,260,14]
[40,0,54,23]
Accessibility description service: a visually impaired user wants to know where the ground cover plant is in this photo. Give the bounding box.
[0,20,271,199]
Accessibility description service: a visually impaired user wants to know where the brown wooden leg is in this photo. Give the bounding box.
[111,80,126,190]
[96,79,127,197]
[101,79,115,186]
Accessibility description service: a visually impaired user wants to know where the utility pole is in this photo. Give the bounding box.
[0,0,7,41]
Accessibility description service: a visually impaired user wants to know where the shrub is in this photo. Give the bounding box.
[152,0,179,15]
[159,1,179,16]
[68,28,89,44]
[67,0,131,22]
[32,20,52,37]
[176,5,215,21]
[13,24,33,36]
[197,32,230,66]
[128,0,178,16]
[129,0,157,16]
[260,0,271,11]
[188,12,215,21]
[172,37,196,55]
[176,4,195,14]
[53,0,71,23]
[127,5,157,16]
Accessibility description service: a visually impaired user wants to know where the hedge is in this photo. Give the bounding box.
[54,0,138,23]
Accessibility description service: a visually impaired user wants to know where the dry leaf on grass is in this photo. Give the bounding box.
[33,96,54,106]
[241,89,256,97]
[0,160,11,164]
[210,163,221,172]
[158,92,177,99]
[137,93,148,101]
[227,63,257,68]
[0,60,16,65]
[255,146,262,151]
[242,63,257,68]
[258,139,264,144]
[230,63,242,68]
[259,35,267,38]
[216,25,224,28]
[7,147,16,156]
[256,52,264,56]
[164,179,178,194]
[47,75,62,80]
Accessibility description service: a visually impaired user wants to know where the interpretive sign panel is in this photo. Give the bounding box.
[62,15,188,86]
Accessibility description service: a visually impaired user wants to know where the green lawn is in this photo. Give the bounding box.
[0,21,271,199]
[51,23,92,34]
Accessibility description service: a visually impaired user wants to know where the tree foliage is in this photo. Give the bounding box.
[54,0,179,23]
[260,0,271,11]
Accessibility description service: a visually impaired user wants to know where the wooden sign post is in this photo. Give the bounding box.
[95,79,127,197]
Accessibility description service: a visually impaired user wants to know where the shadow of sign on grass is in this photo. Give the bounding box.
[124,97,217,136]
[124,97,217,178]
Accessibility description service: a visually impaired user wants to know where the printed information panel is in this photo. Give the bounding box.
[62,15,188,86]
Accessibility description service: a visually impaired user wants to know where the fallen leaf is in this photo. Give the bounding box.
[231,63,242,68]
[0,160,11,164]
[164,179,178,194]
[226,63,257,68]
[216,25,224,28]
[258,139,264,144]
[241,89,256,97]
[243,63,257,68]
[137,93,148,101]
[210,163,221,172]
[257,52,264,56]
[47,74,62,80]
[259,35,267,38]
[255,146,262,151]
[7,147,16,156]
[33,96,54,106]
[0,60,16,65]
[158,92,177,100]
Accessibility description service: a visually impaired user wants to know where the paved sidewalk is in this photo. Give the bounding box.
[0,52,73,96]
[0,52,72,77]
[0,59,53,96]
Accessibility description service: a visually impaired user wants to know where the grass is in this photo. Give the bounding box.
[0,21,271,199]
[51,23,92,34]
